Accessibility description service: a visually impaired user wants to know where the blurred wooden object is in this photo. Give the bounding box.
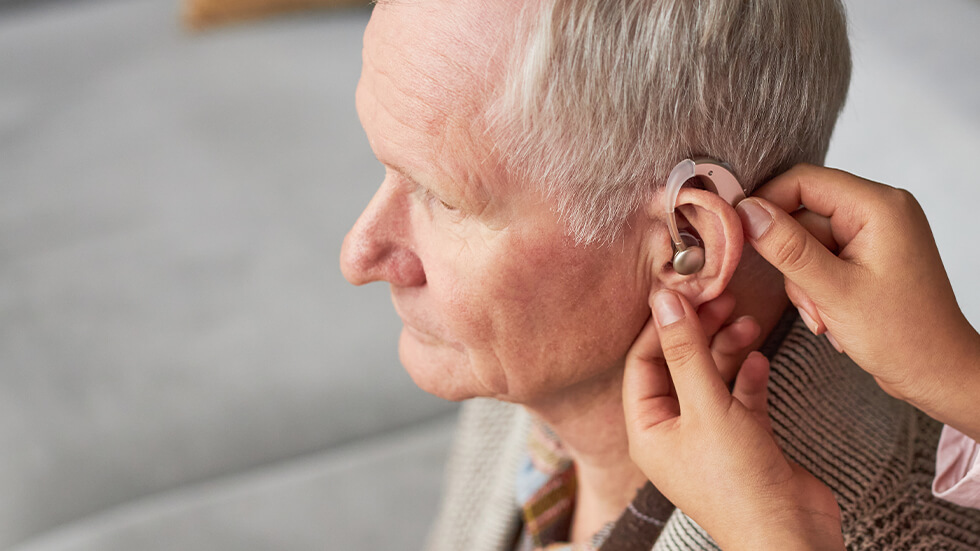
[182,0,368,29]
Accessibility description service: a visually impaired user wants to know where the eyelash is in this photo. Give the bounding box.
[418,186,458,212]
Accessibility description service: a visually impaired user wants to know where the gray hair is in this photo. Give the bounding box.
[489,0,852,245]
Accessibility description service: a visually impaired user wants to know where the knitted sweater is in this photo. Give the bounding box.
[424,317,980,550]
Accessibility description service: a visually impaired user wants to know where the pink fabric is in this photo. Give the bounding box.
[933,424,980,508]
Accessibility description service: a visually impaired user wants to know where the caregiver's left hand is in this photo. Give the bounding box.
[623,290,843,551]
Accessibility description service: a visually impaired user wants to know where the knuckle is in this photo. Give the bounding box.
[878,188,925,232]
[771,230,812,275]
[662,337,700,366]
[891,187,922,213]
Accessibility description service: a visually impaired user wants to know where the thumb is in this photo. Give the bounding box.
[653,290,731,418]
[736,198,850,305]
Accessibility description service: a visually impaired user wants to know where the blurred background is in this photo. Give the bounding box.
[0,0,977,549]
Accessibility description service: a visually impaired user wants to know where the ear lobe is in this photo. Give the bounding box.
[655,188,744,306]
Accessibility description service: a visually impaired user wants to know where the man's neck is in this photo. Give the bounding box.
[522,253,789,543]
[524,364,649,542]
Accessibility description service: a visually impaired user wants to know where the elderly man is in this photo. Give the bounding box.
[341,0,980,549]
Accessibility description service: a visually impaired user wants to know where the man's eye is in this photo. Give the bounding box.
[436,198,458,211]
[419,187,458,212]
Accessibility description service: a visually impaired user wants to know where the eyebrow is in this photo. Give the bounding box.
[377,153,485,209]
[381,158,454,203]
[386,162,421,185]
[380,160,432,196]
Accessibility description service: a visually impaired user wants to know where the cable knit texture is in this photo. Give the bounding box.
[424,318,980,550]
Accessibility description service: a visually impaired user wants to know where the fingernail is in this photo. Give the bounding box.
[826,332,844,354]
[653,291,685,327]
[736,199,773,240]
[798,308,820,335]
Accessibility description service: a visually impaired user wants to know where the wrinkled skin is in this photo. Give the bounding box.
[341,1,659,404]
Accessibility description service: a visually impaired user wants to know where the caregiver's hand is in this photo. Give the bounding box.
[623,290,843,551]
[736,164,980,442]
[690,290,762,383]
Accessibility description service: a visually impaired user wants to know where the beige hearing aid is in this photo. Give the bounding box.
[663,158,745,275]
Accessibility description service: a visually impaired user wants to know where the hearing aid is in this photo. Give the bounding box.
[663,157,745,275]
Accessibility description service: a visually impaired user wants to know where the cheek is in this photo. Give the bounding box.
[438,233,650,397]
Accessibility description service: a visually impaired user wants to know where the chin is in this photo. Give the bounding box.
[398,329,480,402]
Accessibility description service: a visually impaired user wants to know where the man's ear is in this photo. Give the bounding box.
[645,188,744,306]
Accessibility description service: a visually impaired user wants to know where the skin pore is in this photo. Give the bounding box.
[340,0,791,541]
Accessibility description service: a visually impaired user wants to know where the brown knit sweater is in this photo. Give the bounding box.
[424,317,980,550]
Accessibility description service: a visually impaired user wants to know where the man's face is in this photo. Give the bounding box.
[340,1,656,404]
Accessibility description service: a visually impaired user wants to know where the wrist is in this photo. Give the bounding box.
[715,498,843,551]
[912,325,980,441]
[717,518,843,551]
[741,514,842,551]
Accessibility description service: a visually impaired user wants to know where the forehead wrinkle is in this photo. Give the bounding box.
[361,48,448,140]
[367,3,502,129]
[361,58,476,193]
[362,1,518,211]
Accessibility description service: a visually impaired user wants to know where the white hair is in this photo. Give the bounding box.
[489,0,852,245]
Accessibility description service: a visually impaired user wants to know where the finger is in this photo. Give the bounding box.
[731,351,773,435]
[737,197,853,305]
[652,290,731,417]
[751,164,885,246]
[709,315,762,383]
[623,315,680,431]
[697,291,736,340]
[792,209,837,253]
[784,280,826,335]
[732,352,769,412]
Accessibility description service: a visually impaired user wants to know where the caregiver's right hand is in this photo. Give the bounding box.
[736,164,980,442]
[623,290,843,551]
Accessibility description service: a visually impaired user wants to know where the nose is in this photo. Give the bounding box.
[340,181,426,287]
